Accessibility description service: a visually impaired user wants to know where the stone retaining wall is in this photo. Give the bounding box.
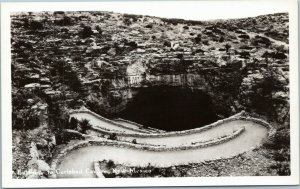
[84,110,246,138]
[50,127,246,178]
[63,129,88,138]
[113,118,165,133]
[87,111,275,140]
[239,117,276,138]
[113,118,144,128]
[69,108,150,134]
[50,112,274,179]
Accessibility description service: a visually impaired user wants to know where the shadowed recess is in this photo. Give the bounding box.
[118,86,219,131]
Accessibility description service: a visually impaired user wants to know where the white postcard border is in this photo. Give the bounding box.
[1,0,299,187]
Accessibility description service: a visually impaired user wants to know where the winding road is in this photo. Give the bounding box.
[55,109,271,178]
[70,111,151,134]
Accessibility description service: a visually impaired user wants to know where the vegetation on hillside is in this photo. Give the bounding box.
[11,11,290,178]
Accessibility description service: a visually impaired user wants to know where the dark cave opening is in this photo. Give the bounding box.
[118,86,219,131]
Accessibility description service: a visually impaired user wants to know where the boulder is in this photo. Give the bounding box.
[25,83,41,89]
[136,48,146,53]
[36,139,48,149]
[27,99,35,104]
[107,48,117,56]
[26,159,50,179]
[272,91,288,100]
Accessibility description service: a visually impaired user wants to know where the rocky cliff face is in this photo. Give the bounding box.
[11,11,289,125]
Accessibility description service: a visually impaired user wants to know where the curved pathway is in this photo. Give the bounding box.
[54,117,270,178]
[71,109,265,147]
[69,109,151,134]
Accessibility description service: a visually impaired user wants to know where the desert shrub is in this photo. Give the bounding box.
[251,35,272,47]
[150,168,161,176]
[28,20,44,30]
[202,39,209,46]
[66,98,82,109]
[263,129,290,176]
[274,45,287,53]
[53,11,65,15]
[194,48,205,54]
[132,139,137,144]
[12,89,35,110]
[238,34,250,39]
[24,113,40,129]
[21,18,44,31]
[55,130,85,145]
[69,117,78,130]
[80,25,93,38]
[95,25,102,34]
[239,45,253,50]
[12,87,41,131]
[78,119,91,134]
[46,101,65,132]
[276,162,291,176]
[219,36,225,42]
[236,30,246,34]
[54,16,72,26]
[194,34,201,43]
[264,130,290,150]
[185,20,203,26]
[163,41,171,47]
[213,28,225,35]
[123,14,140,22]
[12,114,24,130]
[108,133,117,140]
[262,51,287,59]
[239,51,250,59]
[92,84,100,92]
[107,160,115,169]
[145,24,153,29]
[123,17,132,26]
[13,112,40,130]
[103,173,116,178]
[225,43,231,52]
[164,168,177,177]
[161,17,203,26]
[273,151,289,162]
[55,117,82,144]
[67,71,82,92]
[125,41,138,49]
[61,28,69,33]
[13,40,33,50]
[161,18,183,25]
[270,162,290,176]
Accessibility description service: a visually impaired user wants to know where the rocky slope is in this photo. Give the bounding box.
[99,149,279,178]
[11,11,290,178]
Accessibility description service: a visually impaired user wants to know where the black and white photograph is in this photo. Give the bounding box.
[1,0,299,187]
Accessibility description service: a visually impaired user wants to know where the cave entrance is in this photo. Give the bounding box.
[118,86,219,131]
